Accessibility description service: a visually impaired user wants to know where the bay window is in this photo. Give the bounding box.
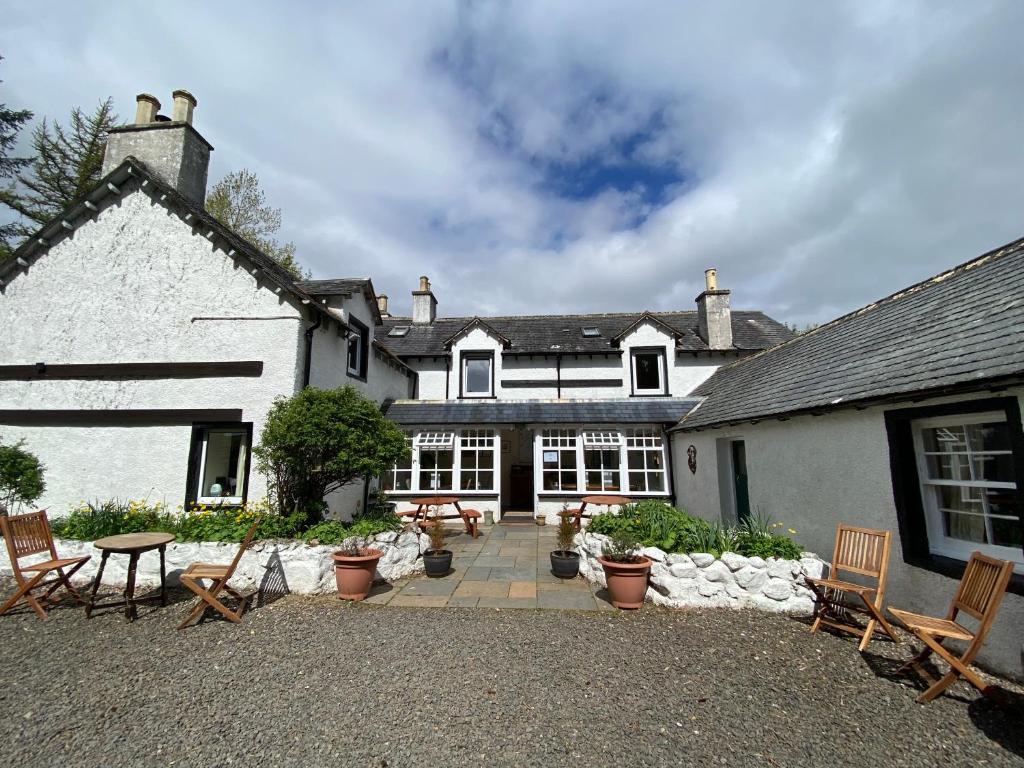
[912,412,1022,566]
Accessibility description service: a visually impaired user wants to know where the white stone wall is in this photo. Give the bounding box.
[576,532,823,613]
[0,531,431,595]
[0,188,308,512]
[670,387,1024,680]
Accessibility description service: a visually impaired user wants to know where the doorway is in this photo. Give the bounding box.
[731,440,751,523]
[500,426,534,513]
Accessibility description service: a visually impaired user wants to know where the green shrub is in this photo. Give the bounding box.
[52,499,174,540]
[301,512,403,546]
[737,533,803,560]
[0,437,46,515]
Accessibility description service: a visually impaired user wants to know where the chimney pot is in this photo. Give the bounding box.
[171,89,197,124]
[134,93,161,125]
[704,267,717,292]
[418,275,430,291]
[377,294,389,316]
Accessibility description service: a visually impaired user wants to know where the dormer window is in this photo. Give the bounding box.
[631,347,666,395]
[388,326,410,337]
[581,326,601,338]
[461,351,493,398]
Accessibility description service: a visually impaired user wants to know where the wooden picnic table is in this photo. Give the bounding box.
[561,494,632,531]
[403,496,480,538]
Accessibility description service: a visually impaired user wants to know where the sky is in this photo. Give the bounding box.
[2,1,1023,327]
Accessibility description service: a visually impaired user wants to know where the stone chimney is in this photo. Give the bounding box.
[696,268,733,349]
[102,89,212,206]
[377,294,390,317]
[412,276,437,324]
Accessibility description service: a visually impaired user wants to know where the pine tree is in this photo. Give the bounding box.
[0,55,33,259]
[0,98,118,239]
[205,168,307,280]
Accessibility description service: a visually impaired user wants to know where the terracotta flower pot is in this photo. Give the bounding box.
[332,548,383,601]
[598,555,651,609]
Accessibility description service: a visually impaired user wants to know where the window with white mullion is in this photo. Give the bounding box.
[541,429,579,492]
[382,431,414,492]
[912,412,1022,565]
[459,429,496,491]
[626,428,667,493]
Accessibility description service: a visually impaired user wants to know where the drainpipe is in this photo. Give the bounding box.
[664,425,677,506]
[302,312,324,389]
[444,354,451,399]
[556,353,562,399]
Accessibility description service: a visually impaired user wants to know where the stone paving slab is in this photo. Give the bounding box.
[390,523,606,610]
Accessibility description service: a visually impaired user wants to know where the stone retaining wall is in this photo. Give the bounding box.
[575,532,824,614]
[0,531,429,596]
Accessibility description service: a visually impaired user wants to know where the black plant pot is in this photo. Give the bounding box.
[423,549,453,578]
[550,550,581,579]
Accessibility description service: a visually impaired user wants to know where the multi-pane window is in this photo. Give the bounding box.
[415,431,455,491]
[541,429,578,491]
[626,429,666,493]
[583,430,623,491]
[913,413,1021,565]
[382,431,414,492]
[459,429,496,490]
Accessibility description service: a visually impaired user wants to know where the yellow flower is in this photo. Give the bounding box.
[788,528,797,535]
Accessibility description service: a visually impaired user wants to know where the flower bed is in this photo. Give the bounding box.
[0,531,429,595]
[576,531,824,614]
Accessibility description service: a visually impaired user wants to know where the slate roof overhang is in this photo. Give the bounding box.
[382,398,700,425]
[673,236,1024,432]
[295,277,383,326]
[0,157,348,335]
[442,316,512,348]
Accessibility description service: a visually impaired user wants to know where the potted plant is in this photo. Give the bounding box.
[422,513,452,577]
[331,538,383,601]
[549,513,580,579]
[597,530,651,609]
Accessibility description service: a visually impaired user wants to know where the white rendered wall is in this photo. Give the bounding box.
[0,188,306,512]
[670,388,1024,680]
[619,321,722,396]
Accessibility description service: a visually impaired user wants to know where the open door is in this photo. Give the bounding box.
[731,440,751,524]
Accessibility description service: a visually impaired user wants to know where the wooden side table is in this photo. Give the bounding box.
[85,532,175,622]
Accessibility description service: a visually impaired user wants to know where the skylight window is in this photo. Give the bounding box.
[581,326,601,337]
[388,326,410,337]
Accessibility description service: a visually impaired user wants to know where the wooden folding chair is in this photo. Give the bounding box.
[888,552,1015,703]
[0,510,91,619]
[804,523,900,651]
[177,519,260,629]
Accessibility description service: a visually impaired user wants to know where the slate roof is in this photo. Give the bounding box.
[383,398,700,425]
[676,237,1024,431]
[380,311,793,357]
[0,157,346,332]
[296,278,370,296]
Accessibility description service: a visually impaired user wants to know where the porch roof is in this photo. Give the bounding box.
[381,398,700,425]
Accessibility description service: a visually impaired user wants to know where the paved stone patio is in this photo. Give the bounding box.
[365,521,612,610]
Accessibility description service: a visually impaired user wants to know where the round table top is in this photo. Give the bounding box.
[582,495,631,506]
[410,496,460,506]
[93,532,175,552]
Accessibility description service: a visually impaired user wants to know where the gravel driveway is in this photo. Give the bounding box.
[0,586,1021,768]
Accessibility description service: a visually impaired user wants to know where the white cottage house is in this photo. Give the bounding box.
[670,239,1024,679]
[375,273,792,521]
[0,91,413,517]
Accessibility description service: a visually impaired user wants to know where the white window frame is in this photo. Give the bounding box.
[461,353,493,398]
[631,348,666,395]
[194,426,250,506]
[382,431,414,492]
[583,442,622,492]
[346,318,369,379]
[625,428,667,493]
[535,426,669,497]
[540,428,579,492]
[458,429,497,491]
[911,411,1022,569]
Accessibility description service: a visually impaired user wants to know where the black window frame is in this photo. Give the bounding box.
[884,395,1024,596]
[630,346,669,396]
[346,317,370,381]
[184,421,253,509]
[459,350,495,399]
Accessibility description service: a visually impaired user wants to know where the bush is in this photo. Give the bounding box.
[253,386,410,526]
[587,501,802,559]
[52,499,174,540]
[0,437,46,515]
[301,512,403,546]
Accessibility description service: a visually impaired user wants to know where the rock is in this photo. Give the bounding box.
[701,560,734,583]
[697,580,723,597]
[691,553,716,567]
[640,546,666,563]
[800,557,824,580]
[767,558,799,580]
[666,553,694,567]
[763,578,793,601]
[669,562,697,579]
[650,561,670,579]
[374,531,398,544]
[747,556,767,569]
[720,552,749,571]
[734,566,767,591]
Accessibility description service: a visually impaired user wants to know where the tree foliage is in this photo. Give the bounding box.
[0,98,118,240]
[253,386,409,525]
[205,168,307,279]
[0,437,45,516]
[0,55,33,260]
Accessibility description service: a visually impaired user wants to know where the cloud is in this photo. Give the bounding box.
[2,1,1022,326]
